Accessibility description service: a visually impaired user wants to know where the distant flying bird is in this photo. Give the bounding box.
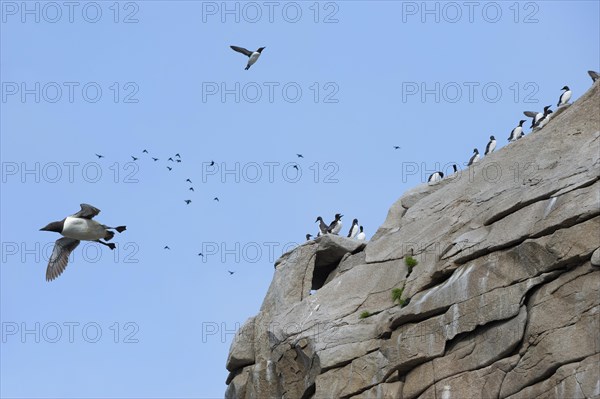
[428,172,444,183]
[131,156,138,161]
[393,146,401,150]
[228,270,235,275]
[186,179,192,183]
[198,253,204,257]
[176,153,181,158]
[164,246,170,250]
[328,214,343,235]
[485,136,496,155]
[468,149,480,166]
[293,165,299,170]
[168,157,174,162]
[152,157,159,161]
[588,70,599,82]
[297,154,304,158]
[230,45,266,70]
[167,166,172,171]
[557,86,572,107]
[508,120,526,142]
[184,200,192,205]
[189,187,194,192]
[40,204,126,281]
[176,159,182,163]
[95,154,104,159]
[210,161,215,166]
[213,197,219,202]
[142,149,148,154]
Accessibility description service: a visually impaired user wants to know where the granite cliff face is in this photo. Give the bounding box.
[225,82,600,398]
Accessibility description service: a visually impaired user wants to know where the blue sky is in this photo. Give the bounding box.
[1,1,598,397]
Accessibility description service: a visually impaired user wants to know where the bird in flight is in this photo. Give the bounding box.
[176,153,181,158]
[189,187,194,192]
[152,157,159,161]
[167,166,172,171]
[131,156,138,161]
[198,253,204,257]
[210,161,215,166]
[184,200,192,205]
[164,246,171,250]
[297,154,304,158]
[168,157,174,162]
[214,197,220,202]
[142,149,148,154]
[40,204,126,281]
[176,159,182,163]
[186,178,192,183]
[227,270,235,275]
[95,153,104,159]
[230,46,266,70]
[393,146,401,150]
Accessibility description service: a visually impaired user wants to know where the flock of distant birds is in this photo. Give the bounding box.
[39,70,599,281]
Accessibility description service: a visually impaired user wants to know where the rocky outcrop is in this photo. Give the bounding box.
[225,81,600,398]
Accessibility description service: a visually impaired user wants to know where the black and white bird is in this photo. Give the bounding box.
[356,226,366,241]
[328,214,343,235]
[452,164,458,173]
[468,149,480,166]
[347,218,359,238]
[315,216,328,236]
[230,46,266,70]
[428,172,444,183]
[508,120,526,142]
[485,136,496,155]
[524,105,552,129]
[588,70,599,82]
[40,204,126,281]
[557,86,572,107]
[306,234,313,241]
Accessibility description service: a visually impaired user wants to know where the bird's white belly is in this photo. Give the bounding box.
[248,53,260,66]
[62,217,105,240]
[331,222,342,234]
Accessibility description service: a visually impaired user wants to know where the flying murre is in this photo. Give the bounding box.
[40,204,126,281]
[230,46,266,70]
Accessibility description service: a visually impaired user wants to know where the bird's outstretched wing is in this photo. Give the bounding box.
[46,238,80,281]
[230,46,253,57]
[72,204,101,219]
[523,111,538,118]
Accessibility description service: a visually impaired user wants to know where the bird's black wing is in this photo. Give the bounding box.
[523,111,538,118]
[588,71,599,82]
[46,238,80,281]
[230,46,253,57]
[72,204,101,219]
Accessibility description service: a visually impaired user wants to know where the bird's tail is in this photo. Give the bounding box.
[104,231,115,241]
[245,65,250,70]
[115,226,127,233]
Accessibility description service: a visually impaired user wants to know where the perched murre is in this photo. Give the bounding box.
[588,70,599,82]
[328,214,343,235]
[40,204,126,281]
[468,148,480,166]
[315,216,328,236]
[485,136,496,155]
[428,172,444,183]
[557,86,572,107]
[508,120,526,142]
[524,106,552,129]
[347,218,359,238]
[230,46,266,70]
[452,164,458,173]
[356,226,366,241]
[306,234,313,241]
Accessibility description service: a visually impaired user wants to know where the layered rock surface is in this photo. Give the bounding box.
[225,82,600,398]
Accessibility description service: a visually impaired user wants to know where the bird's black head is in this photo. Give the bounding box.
[543,105,552,111]
[359,226,364,232]
[353,218,358,224]
[473,148,479,153]
[306,234,313,240]
[490,135,495,140]
[335,213,343,220]
[453,164,458,172]
[257,47,266,53]
[315,216,323,223]
[40,221,63,233]
[561,86,570,91]
[439,172,444,178]
[519,119,526,126]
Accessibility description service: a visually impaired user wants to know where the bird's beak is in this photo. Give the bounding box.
[39,226,48,231]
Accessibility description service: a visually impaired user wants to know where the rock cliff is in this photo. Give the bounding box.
[225,81,600,398]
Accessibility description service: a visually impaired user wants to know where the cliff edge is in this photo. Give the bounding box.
[225,81,600,399]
